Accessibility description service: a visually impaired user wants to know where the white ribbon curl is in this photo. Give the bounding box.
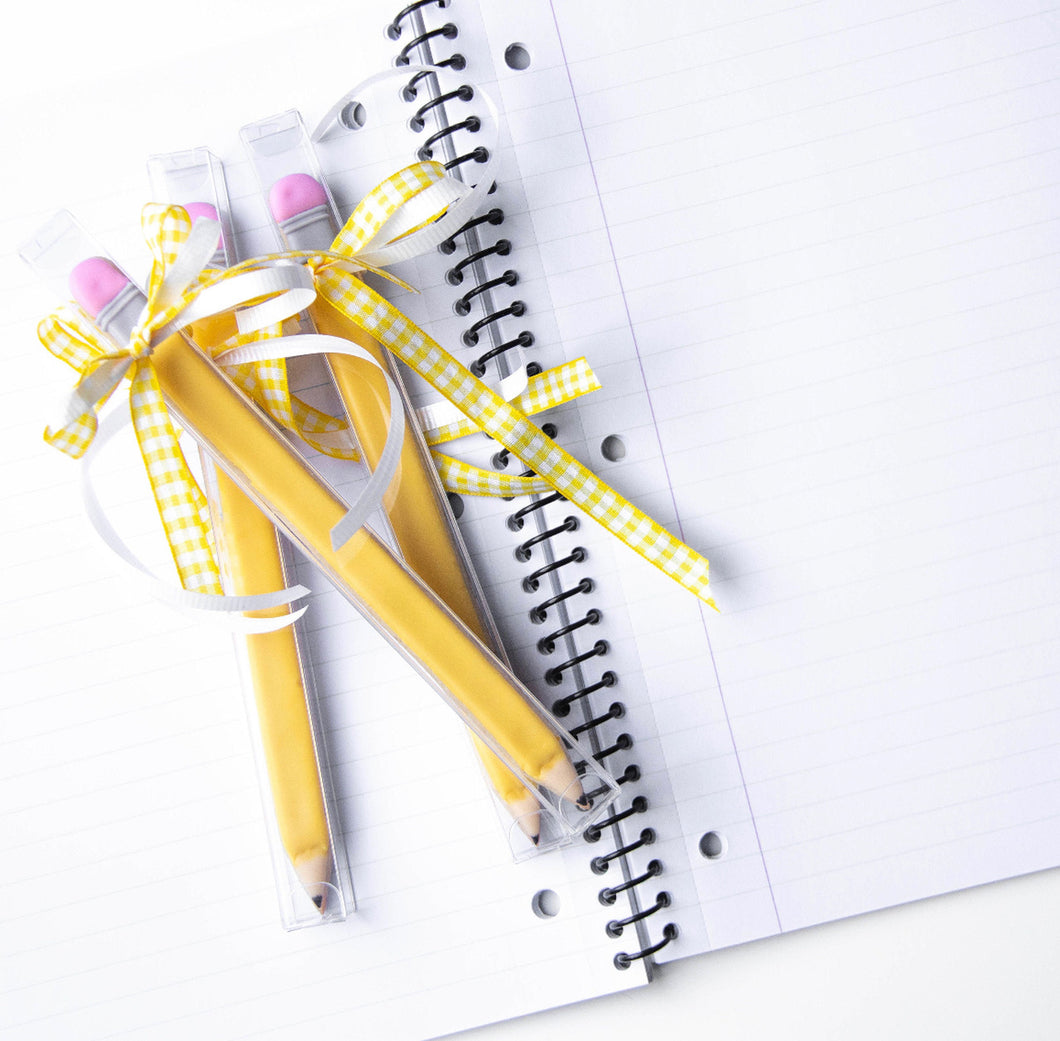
[78,226,404,630]
[216,332,406,552]
[80,408,312,634]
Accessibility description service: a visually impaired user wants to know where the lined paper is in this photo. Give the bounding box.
[490,0,1060,951]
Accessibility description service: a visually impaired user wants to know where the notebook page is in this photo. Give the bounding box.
[336,0,748,967]
[0,4,646,1039]
[487,0,1060,954]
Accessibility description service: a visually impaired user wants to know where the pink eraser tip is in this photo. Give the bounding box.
[268,172,328,222]
[183,201,219,223]
[69,257,130,319]
[183,202,224,250]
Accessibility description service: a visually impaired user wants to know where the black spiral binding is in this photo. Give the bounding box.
[388,1,676,972]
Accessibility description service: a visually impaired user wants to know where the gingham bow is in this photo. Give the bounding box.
[41,207,231,594]
[39,205,318,625]
[40,171,714,608]
[307,182,716,608]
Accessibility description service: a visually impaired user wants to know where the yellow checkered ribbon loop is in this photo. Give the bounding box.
[335,161,451,253]
[311,266,715,608]
[40,306,134,459]
[283,161,466,295]
[329,161,471,269]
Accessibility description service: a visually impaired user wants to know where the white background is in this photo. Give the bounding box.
[456,867,1060,1039]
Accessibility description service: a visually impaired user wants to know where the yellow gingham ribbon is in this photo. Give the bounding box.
[333,161,460,258]
[41,206,224,594]
[425,359,602,498]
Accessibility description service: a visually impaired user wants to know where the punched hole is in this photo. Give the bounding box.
[339,101,367,130]
[600,434,626,462]
[699,831,726,859]
[531,889,560,918]
[504,43,532,70]
[447,492,464,519]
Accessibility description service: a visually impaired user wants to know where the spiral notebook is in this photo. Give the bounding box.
[2,1,1060,1039]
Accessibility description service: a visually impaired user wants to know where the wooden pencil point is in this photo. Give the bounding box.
[536,755,589,809]
[295,851,332,913]
[506,791,542,845]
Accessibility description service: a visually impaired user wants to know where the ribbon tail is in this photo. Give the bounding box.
[433,454,553,497]
[217,332,407,553]
[128,364,224,594]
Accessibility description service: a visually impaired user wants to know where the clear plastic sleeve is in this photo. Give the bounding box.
[146,158,356,927]
[22,208,353,929]
[145,148,236,269]
[239,112,594,854]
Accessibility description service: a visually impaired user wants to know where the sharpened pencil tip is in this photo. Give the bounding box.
[576,794,592,812]
[295,851,332,913]
[506,792,543,846]
[536,755,589,810]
